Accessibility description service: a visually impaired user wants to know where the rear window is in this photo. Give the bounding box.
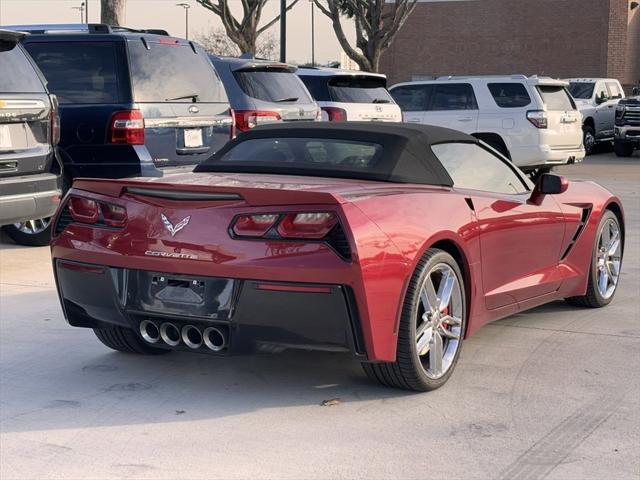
[216,137,381,168]
[299,75,330,101]
[327,76,394,104]
[568,82,594,99]
[488,83,531,108]
[431,83,477,110]
[390,85,431,111]
[233,70,312,103]
[606,82,623,99]
[537,86,575,110]
[129,41,226,103]
[25,42,121,103]
[0,42,45,93]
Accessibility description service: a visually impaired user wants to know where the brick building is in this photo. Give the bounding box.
[380,0,640,89]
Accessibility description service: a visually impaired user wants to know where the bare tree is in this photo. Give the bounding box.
[195,0,300,55]
[196,29,279,60]
[314,0,418,72]
[101,0,127,26]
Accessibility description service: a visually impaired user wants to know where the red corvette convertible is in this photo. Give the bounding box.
[51,123,624,391]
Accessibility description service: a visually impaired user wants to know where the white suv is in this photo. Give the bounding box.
[389,75,584,173]
[297,67,402,123]
[566,78,625,155]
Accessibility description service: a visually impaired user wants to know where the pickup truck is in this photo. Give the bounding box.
[614,87,640,157]
[567,78,625,155]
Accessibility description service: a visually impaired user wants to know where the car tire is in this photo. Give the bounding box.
[362,248,466,391]
[2,219,52,246]
[614,141,634,157]
[93,326,170,355]
[565,210,623,308]
[583,125,596,155]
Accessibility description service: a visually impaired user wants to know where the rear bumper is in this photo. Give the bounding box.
[54,260,366,357]
[511,145,585,169]
[0,172,61,225]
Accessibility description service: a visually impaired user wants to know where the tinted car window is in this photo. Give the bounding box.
[25,42,122,103]
[568,82,595,99]
[233,70,312,103]
[129,41,226,103]
[218,138,381,167]
[430,83,477,110]
[298,75,331,101]
[432,142,529,194]
[390,85,432,111]
[488,83,531,108]
[537,86,575,110]
[327,76,394,104]
[0,42,45,93]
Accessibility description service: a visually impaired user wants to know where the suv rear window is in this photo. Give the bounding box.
[537,86,575,110]
[488,83,531,108]
[233,70,312,103]
[0,42,45,93]
[431,84,477,110]
[327,76,393,104]
[25,42,122,103]
[129,41,226,103]
[390,85,431,111]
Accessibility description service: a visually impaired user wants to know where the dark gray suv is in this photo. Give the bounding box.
[0,29,61,246]
[210,56,319,133]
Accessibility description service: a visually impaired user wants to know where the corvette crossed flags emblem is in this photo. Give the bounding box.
[161,213,191,237]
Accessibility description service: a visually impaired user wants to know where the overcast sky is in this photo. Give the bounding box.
[0,0,355,64]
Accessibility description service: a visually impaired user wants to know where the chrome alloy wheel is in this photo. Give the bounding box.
[596,217,622,300]
[415,263,463,379]
[584,130,596,153]
[12,217,52,235]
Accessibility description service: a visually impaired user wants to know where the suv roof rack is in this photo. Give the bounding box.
[436,74,530,80]
[1,23,170,36]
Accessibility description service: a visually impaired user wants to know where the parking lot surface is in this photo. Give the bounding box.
[1,151,638,480]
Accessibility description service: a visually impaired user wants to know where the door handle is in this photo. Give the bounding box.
[457,117,473,122]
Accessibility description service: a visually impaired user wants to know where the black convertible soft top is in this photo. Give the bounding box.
[195,122,480,186]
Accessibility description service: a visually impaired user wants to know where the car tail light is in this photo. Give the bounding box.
[109,110,145,145]
[229,108,237,138]
[49,94,61,145]
[277,212,338,239]
[321,107,347,122]
[69,197,99,224]
[234,110,282,132]
[101,203,128,227]
[526,110,548,129]
[232,214,279,237]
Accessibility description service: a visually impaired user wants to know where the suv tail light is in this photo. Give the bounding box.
[234,110,282,132]
[229,108,237,138]
[321,107,347,122]
[49,94,61,145]
[66,195,127,227]
[108,110,145,145]
[526,110,548,129]
[277,212,337,239]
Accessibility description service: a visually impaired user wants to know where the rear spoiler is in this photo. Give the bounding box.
[232,61,297,74]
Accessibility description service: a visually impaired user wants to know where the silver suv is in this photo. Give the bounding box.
[210,56,319,133]
[0,29,62,246]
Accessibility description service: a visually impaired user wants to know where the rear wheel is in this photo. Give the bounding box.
[93,326,170,355]
[2,218,52,246]
[362,248,466,391]
[614,141,634,157]
[565,210,622,308]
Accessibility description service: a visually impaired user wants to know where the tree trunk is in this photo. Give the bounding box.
[101,0,126,26]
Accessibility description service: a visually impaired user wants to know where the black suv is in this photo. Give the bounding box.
[0,29,62,246]
[8,24,232,181]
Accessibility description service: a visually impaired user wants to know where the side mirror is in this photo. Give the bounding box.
[595,92,609,104]
[633,87,640,96]
[529,174,569,204]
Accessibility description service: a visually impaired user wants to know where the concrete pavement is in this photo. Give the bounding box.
[1,152,638,480]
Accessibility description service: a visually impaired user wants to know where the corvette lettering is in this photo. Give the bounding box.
[144,250,198,260]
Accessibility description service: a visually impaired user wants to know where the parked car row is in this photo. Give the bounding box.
[0,23,632,247]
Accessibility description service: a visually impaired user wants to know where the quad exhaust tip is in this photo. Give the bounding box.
[160,322,181,347]
[141,320,227,351]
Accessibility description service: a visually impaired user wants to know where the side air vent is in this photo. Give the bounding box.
[561,207,591,260]
[53,204,73,236]
[325,224,352,261]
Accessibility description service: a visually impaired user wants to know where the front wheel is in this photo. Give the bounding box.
[583,125,596,155]
[2,218,52,246]
[362,248,466,391]
[565,210,623,308]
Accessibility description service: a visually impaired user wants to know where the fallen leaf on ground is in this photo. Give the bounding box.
[321,398,340,407]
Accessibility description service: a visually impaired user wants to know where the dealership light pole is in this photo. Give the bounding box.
[72,2,86,23]
[176,3,191,40]
[280,0,286,62]
[310,0,315,65]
